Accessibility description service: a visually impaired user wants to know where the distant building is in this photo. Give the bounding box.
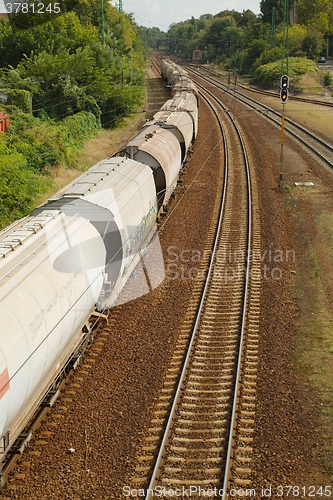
[0,90,8,103]
[0,0,8,17]
[192,47,204,63]
[0,89,33,109]
[0,112,10,132]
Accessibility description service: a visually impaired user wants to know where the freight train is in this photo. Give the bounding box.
[0,59,198,484]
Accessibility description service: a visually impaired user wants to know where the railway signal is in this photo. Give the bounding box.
[280,74,289,103]
[279,74,289,187]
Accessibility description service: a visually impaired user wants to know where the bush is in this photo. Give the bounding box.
[61,111,100,144]
[253,46,283,70]
[256,57,317,87]
[5,109,100,170]
[6,89,32,113]
[323,71,332,87]
[0,109,100,227]
[0,142,51,229]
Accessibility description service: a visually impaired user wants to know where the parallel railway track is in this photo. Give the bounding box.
[199,65,333,109]
[128,74,262,498]
[188,67,333,170]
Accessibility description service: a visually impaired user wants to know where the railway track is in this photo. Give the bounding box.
[128,76,261,498]
[188,67,333,170]
[199,65,333,109]
[145,59,168,120]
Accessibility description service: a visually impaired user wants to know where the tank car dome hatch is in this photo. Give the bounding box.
[125,124,182,209]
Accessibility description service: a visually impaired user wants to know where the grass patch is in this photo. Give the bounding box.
[76,113,144,171]
[288,198,333,476]
[36,110,146,208]
[312,249,322,278]
[295,72,323,94]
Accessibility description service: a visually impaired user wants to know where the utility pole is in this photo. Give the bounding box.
[98,0,105,46]
[279,75,289,187]
[118,0,123,12]
[279,0,289,188]
[290,0,297,24]
[271,7,276,47]
[281,0,289,75]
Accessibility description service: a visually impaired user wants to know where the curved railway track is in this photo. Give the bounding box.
[199,65,333,109]
[188,67,333,170]
[128,75,262,498]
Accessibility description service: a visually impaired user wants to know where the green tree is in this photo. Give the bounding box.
[260,0,284,24]
[302,29,326,58]
[1,13,98,68]
[296,0,331,32]
[276,23,307,55]
[242,38,271,73]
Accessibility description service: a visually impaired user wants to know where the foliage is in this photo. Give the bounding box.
[0,140,52,228]
[6,89,32,113]
[260,0,284,24]
[0,3,146,124]
[163,0,332,83]
[276,24,307,56]
[296,0,332,33]
[241,39,271,73]
[0,107,102,228]
[301,29,326,59]
[4,109,100,170]
[323,71,332,86]
[0,2,149,229]
[253,46,283,69]
[144,27,168,50]
[256,57,318,86]
[0,36,145,125]
[0,13,98,68]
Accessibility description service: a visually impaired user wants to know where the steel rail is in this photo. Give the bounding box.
[196,64,333,109]
[145,79,253,499]
[196,81,253,499]
[222,117,252,500]
[145,88,229,500]
[189,67,333,169]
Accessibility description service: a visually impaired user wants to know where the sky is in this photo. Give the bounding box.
[119,0,261,31]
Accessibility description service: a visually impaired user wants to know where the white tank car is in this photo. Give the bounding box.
[160,59,182,87]
[171,77,198,98]
[0,156,161,462]
[160,59,198,98]
[0,211,106,459]
[147,91,199,161]
[124,124,182,210]
[34,156,161,309]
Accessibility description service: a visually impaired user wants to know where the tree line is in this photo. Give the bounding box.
[0,0,147,124]
[147,0,333,86]
[0,0,332,227]
[0,0,148,228]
